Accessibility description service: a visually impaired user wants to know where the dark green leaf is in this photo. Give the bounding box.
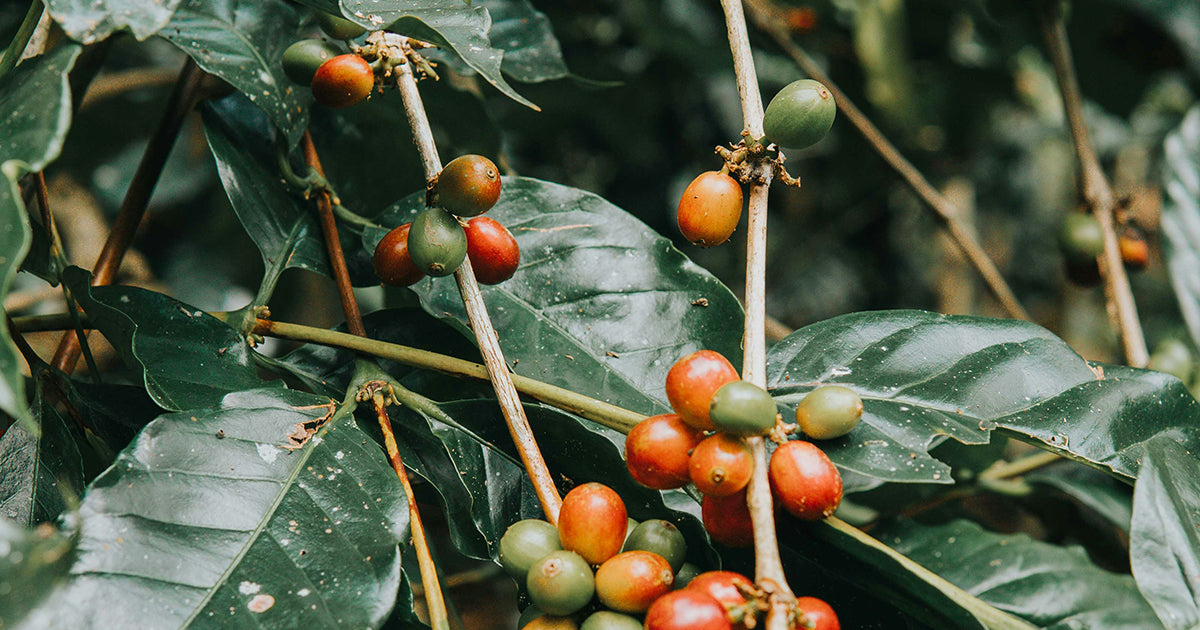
[1104,0,1200,78]
[1131,435,1200,629]
[1162,106,1200,348]
[63,267,268,411]
[18,388,409,629]
[877,519,1159,628]
[65,378,164,452]
[45,0,181,43]
[367,177,744,417]
[0,44,81,432]
[0,378,84,526]
[163,0,309,146]
[1027,464,1133,532]
[421,0,568,83]
[0,517,73,628]
[767,310,1200,490]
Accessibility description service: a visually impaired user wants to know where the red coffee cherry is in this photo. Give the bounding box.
[686,571,753,608]
[372,223,424,287]
[625,414,702,490]
[645,589,733,630]
[689,433,753,497]
[558,482,628,565]
[1120,232,1150,270]
[768,441,842,521]
[701,489,754,548]
[594,550,674,613]
[465,216,519,285]
[677,171,743,247]
[311,54,373,108]
[795,596,840,630]
[665,350,739,431]
[437,154,502,217]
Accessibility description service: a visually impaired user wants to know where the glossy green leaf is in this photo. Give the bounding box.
[366,177,744,417]
[17,388,409,629]
[163,0,309,146]
[45,0,181,43]
[0,44,81,432]
[766,310,1200,490]
[63,267,268,411]
[877,519,1158,628]
[1027,464,1133,532]
[0,517,73,628]
[1131,435,1200,629]
[420,0,568,83]
[0,378,84,526]
[1162,106,1200,349]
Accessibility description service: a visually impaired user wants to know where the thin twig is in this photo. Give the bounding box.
[50,57,206,373]
[0,0,43,80]
[743,0,1030,322]
[718,1,794,627]
[300,131,367,337]
[980,450,1061,481]
[392,38,563,523]
[1035,2,1148,367]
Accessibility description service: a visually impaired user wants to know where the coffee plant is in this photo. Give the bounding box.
[1,0,1199,628]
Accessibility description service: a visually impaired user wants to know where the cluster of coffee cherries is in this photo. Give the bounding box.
[1058,211,1150,286]
[372,154,520,287]
[676,79,835,248]
[281,12,378,109]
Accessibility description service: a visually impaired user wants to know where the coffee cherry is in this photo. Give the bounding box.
[709,381,778,437]
[665,350,740,431]
[1059,213,1104,262]
[437,154,502,217]
[677,171,743,247]
[520,606,579,630]
[1120,231,1149,270]
[595,550,675,613]
[558,482,628,565]
[623,519,687,572]
[580,611,642,630]
[795,385,863,440]
[317,12,367,40]
[499,518,561,580]
[769,441,842,520]
[408,208,467,277]
[282,39,340,85]
[527,550,595,616]
[796,596,840,630]
[701,490,753,548]
[686,571,753,608]
[465,216,519,285]
[673,562,702,589]
[644,589,733,630]
[763,79,836,150]
[311,54,373,108]
[372,223,424,287]
[689,433,753,497]
[625,414,702,490]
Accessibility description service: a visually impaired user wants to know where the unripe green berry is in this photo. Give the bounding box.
[1059,213,1104,262]
[281,39,340,85]
[408,208,467,277]
[763,79,836,150]
[318,12,367,40]
[708,381,778,437]
[623,519,687,572]
[527,550,595,616]
[795,385,863,439]
[499,519,561,580]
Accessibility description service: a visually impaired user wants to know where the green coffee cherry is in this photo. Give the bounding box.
[581,611,643,630]
[318,12,367,40]
[527,550,595,616]
[763,79,836,150]
[408,208,467,277]
[499,519,561,580]
[673,562,701,589]
[709,381,779,436]
[1059,213,1104,262]
[623,520,687,572]
[795,385,863,440]
[281,39,340,85]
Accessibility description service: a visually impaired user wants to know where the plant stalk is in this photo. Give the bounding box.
[0,0,43,80]
[1036,2,1147,367]
[392,42,563,523]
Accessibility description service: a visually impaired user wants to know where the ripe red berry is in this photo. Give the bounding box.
[665,350,739,431]
[465,216,519,285]
[689,433,753,497]
[594,550,675,613]
[625,414,702,490]
[372,223,424,287]
[677,171,743,247]
[645,589,733,630]
[686,571,754,608]
[437,154,502,217]
[768,441,842,521]
[558,482,628,565]
[701,490,754,548]
[311,54,373,108]
[795,596,840,630]
[1120,232,1150,270]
